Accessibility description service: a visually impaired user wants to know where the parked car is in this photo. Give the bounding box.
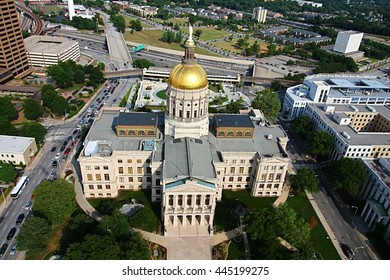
[24,200,32,211]
[15,213,25,225]
[9,243,17,256]
[52,160,58,168]
[0,243,8,257]
[51,146,57,152]
[6,227,16,240]
[64,148,71,155]
[60,146,65,152]
[340,243,354,260]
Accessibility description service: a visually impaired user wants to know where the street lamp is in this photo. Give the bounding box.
[351,246,364,259]
[351,205,358,217]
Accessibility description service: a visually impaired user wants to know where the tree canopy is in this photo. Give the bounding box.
[33,178,77,225]
[0,161,17,184]
[251,88,281,122]
[20,122,47,144]
[0,96,18,121]
[290,168,319,193]
[133,58,155,69]
[0,117,18,136]
[291,115,313,136]
[326,158,369,196]
[16,216,52,252]
[22,98,42,120]
[130,19,143,31]
[244,203,312,259]
[306,130,334,159]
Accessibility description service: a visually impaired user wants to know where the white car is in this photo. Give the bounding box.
[9,243,17,256]
[55,153,60,159]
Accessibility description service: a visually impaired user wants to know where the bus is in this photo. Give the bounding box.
[10,176,29,199]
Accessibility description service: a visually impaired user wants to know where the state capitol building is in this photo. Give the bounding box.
[78,28,291,236]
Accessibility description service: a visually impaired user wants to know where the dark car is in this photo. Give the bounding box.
[7,227,16,240]
[340,243,354,259]
[63,140,68,146]
[72,130,78,135]
[60,146,65,152]
[52,160,58,168]
[15,213,25,225]
[0,243,8,257]
[113,98,117,102]
[51,146,57,152]
[67,136,73,141]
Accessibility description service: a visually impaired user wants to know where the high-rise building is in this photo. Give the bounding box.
[333,31,364,54]
[0,0,32,80]
[252,7,267,23]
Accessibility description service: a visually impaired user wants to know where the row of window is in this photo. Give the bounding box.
[118,130,155,136]
[168,194,211,206]
[217,131,253,137]
[260,173,282,182]
[0,154,14,158]
[227,166,252,174]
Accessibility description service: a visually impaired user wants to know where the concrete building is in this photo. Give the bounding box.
[24,36,80,68]
[333,31,364,54]
[360,158,390,245]
[0,135,37,166]
[0,0,32,80]
[78,27,290,237]
[303,103,390,160]
[283,74,390,120]
[127,4,158,17]
[252,7,267,23]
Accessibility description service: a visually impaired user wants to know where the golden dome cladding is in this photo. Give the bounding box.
[168,63,208,90]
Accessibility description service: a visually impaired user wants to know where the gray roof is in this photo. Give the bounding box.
[0,85,41,93]
[0,135,35,154]
[164,136,216,180]
[24,35,78,54]
[214,114,254,128]
[117,112,158,126]
[309,104,390,146]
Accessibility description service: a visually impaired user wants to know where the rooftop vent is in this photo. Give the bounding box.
[266,134,273,140]
[349,105,359,112]
[366,105,376,112]
[340,131,351,140]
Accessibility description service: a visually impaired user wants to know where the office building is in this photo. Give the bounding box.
[0,135,37,166]
[252,7,267,23]
[0,0,32,80]
[333,31,364,54]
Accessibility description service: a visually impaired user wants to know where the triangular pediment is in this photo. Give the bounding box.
[164,177,216,193]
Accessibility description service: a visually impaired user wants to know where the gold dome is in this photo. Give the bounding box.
[169,63,208,90]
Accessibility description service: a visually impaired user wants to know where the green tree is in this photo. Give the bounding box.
[22,98,42,120]
[291,115,313,136]
[0,161,17,183]
[0,117,18,136]
[194,29,203,37]
[290,168,319,193]
[133,58,155,69]
[20,122,47,144]
[326,158,369,196]
[245,204,311,259]
[16,216,52,252]
[65,234,121,260]
[130,19,142,31]
[47,64,73,88]
[33,178,77,225]
[251,88,281,122]
[73,69,85,84]
[100,212,131,241]
[306,130,334,159]
[0,96,18,120]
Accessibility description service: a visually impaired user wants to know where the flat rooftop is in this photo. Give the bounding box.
[0,135,35,154]
[364,158,390,189]
[309,104,390,146]
[24,35,78,54]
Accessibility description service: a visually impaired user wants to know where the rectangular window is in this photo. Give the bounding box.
[119,177,124,182]
[196,195,201,206]
[229,177,234,182]
[86,166,91,170]
[239,167,244,174]
[95,174,101,181]
[232,159,237,164]
[105,185,111,190]
[138,177,142,182]
[187,195,192,206]
[248,167,252,174]
[276,173,281,181]
[88,185,94,190]
[230,167,235,173]
[146,167,152,174]
[127,159,132,163]
[205,195,210,206]
[97,185,102,190]
[103,166,108,170]
[178,195,183,206]
[87,174,93,181]
[261,174,266,181]
[241,159,245,164]
[146,177,152,182]
[156,189,161,195]
[169,195,174,206]
[156,170,161,175]
[118,167,124,174]
[269,174,274,181]
[238,177,242,182]
[128,177,133,182]
[137,159,142,163]
[186,111,190,118]
[156,179,161,185]
[94,166,100,170]
[137,167,142,174]
[128,167,133,174]
[104,174,110,181]
[118,159,123,163]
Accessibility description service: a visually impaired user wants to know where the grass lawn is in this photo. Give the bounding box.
[152,18,200,26]
[181,27,231,41]
[213,38,268,54]
[227,238,246,260]
[156,90,166,99]
[122,14,153,28]
[287,193,341,260]
[88,189,161,233]
[215,190,276,232]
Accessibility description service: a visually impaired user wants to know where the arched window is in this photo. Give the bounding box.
[147,130,155,136]
[227,131,234,137]
[138,130,145,136]
[217,131,225,137]
[128,130,135,136]
[236,131,243,137]
[245,131,252,137]
[119,130,125,135]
